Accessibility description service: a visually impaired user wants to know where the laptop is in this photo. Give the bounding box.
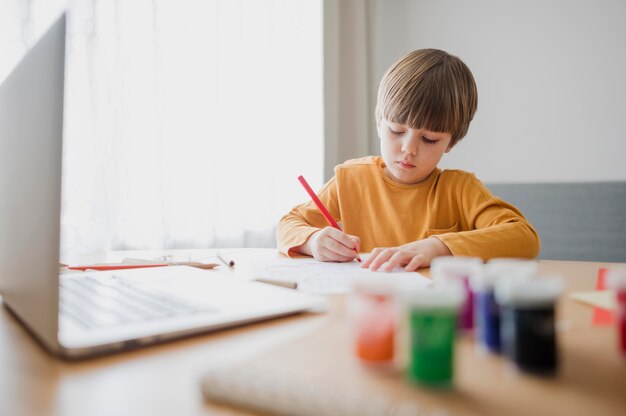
[0,13,325,359]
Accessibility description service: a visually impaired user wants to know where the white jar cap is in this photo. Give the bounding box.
[495,276,563,307]
[351,276,398,296]
[472,259,538,291]
[607,268,626,290]
[401,282,464,310]
[430,256,482,283]
[486,258,538,277]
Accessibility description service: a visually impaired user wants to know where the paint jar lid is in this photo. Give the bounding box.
[486,258,538,277]
[430,256,483,283]
[402,281,464,310]
[495,276,563,307]
[607,268,626,290]
[472,259,538,291]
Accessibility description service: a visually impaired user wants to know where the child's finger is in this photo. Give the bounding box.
[384,250,418,271]
[404,254,426,272]
[318,245,356,262]
[361,247,383,268]
[346,236,361,262]
[348,236,361,253]
[323,227,353,247]
[367,248,396,271]
[325,228,360,256]
[384,251,410,272]
[326,236,361,260]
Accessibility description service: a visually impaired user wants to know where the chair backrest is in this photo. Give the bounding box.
[486,182,626,263]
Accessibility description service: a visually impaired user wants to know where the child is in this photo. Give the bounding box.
[277,48,540,271]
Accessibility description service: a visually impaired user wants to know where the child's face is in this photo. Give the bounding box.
[378,118,452,185]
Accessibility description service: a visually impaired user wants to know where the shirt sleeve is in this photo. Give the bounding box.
[276,177,341,256]
[433,175,541,260]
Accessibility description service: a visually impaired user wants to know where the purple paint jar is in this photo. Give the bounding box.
[431,257,482,333]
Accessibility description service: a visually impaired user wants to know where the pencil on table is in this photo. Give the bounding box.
[217,251,236,267]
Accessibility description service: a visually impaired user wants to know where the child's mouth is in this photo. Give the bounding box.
[397,161,415,169]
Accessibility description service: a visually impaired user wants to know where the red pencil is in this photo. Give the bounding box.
[297,175,361,262]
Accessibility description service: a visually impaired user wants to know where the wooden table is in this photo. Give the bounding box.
[1,250,625,416]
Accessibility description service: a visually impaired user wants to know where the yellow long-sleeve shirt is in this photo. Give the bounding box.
[277,156,540,260]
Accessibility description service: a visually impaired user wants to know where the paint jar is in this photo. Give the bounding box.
[472,259,538,353]
[487,258,539,276]
[349,277,398,366]
[404,283,464,387]
[431,256,482,333]
[495,276,563,374]
[606,268,626,358]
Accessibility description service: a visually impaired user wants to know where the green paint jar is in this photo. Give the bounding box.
[405,285,463,387]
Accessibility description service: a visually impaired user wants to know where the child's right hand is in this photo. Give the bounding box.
[303,227,361,262]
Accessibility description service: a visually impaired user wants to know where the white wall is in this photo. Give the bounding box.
[371,0,626,183]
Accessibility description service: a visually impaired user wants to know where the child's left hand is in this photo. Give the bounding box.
[361,237,452,272]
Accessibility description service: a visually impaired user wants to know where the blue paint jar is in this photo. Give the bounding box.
[472,259,538,354]
[473,284,501,352]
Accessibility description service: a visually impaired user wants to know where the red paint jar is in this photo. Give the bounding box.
[607,268,626,357]
[349,278,398,365]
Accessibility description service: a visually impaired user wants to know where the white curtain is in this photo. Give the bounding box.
[0,0,324,255]
[323,0,374,180]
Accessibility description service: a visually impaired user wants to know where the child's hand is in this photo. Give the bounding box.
[361,237,451,272]
[305,227,361,262]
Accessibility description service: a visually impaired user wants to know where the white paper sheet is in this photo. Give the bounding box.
[251,255,431,294]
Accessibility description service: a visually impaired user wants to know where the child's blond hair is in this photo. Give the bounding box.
[375,49,478,147]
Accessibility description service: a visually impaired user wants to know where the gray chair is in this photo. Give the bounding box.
[486,182,626,263]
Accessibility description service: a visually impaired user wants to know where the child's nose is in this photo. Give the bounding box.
[401,135,418,155]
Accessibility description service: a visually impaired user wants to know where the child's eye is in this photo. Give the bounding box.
[388,127,403,136]
[422,136,437,144]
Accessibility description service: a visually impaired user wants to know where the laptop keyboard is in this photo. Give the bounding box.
[60,274,217,330]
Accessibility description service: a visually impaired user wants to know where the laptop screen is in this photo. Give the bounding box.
[0,14,66,350]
